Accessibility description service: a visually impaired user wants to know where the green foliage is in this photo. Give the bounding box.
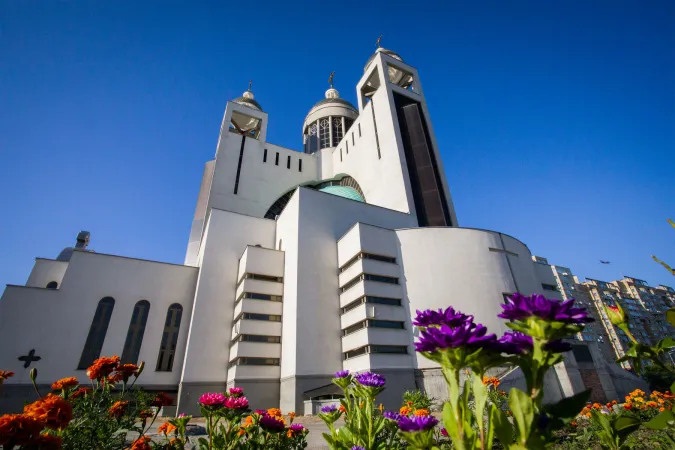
[643,363,675,392]
[403,389,436,411]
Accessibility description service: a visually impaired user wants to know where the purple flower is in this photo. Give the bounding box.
[198,392,226,407]
[224,396,249,409]
[413,307,473,328]
[289,423,306,432]
[259,414,285,432]
[321,404,338,413]
[334,370,350,378]
[497,331,572,354]
[398,415,439,432]
[383,411,402,421]
[499,293,594,324]
[415,322,496,353]
[354,372,386,387]
[351,447,366,450]
[255,409,267,415]
[229,387,244,397]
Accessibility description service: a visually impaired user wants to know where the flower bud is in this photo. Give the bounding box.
[605,303,627,326]
[29,368,38,382]
[136,361,145,377]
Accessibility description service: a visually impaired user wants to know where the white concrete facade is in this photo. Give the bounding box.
[0,45,619,415]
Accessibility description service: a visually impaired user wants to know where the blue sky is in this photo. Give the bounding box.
[1,1,673,290]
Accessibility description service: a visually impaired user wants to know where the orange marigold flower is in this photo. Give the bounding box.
[115,364,139,382]
[24,394,73,430]
[86,356,120,380]
[571,421,577,426]
[267,408,282,417]
[592,403,602,409]
[70,387,92,399]
[498,390,507,397]
[151,392,173,407]
[414,408,430,416]
[339,405,346,413]
[0,414,43,447]
[51,377,79,391]
[406,401,414,406]
[128,436,152,450]
[138,410,154,420]
[289,411,296,420]
[647,401,658,408]
[482,377,500,388]
[238,429,246,436]
[106,373,123,384]
[623,403,632,410]
[399,406,412,416]
[660,407,666,412]
[22,433,62,450]
[158,422,177,435]
[0,370,15,381]
[612,400,617,405]
[242,415,254,427]
[108,400,129,418]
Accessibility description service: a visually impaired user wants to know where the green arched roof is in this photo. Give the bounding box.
[318,185,364,202]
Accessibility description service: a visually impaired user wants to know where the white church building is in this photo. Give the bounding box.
[0,45,640,415]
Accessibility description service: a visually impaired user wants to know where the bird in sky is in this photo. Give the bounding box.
[600,260,611,265]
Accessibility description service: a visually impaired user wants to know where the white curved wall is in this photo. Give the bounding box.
[395,227,541,369]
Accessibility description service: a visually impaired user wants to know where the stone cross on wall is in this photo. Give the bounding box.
[18,349,41,368]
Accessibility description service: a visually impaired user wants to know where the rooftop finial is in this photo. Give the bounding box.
[328,71,335,88]
[376,34,382,48]
[248,79,252,91]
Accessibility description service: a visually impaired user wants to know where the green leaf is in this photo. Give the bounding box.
[657,337,675,350]
[671,380,675,394]
[644,409,675,430]
[472,374,488,429]
[442,402,459,442]
[508,388,533,444]
[490,404,512,447]
[544,389,592,421]
[614,415,641,441]
[666,307,675,328]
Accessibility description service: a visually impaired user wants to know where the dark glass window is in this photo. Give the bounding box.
[121,300,150,364]
[368,319,405,329]
[77,297,115,369]
[358,123,361,137]
[339,252,396,272]
[364,274,399,284]
[319,118,331,149]
[343,321,367,336]
[239,292,282,302]
[287,155,291,169]
[275,152,279,165]
[156,304,183,372]
[370,345,407,354]
[238,273,283,285]
[299,159,302,172]
[346,141,349,154]
[263,148,267,162]
[231,334,281,345]
[240,313,281,322]
[228,357,280,368]
[344,346,368,359]
[46,281,58,289]
[341,296,402,314]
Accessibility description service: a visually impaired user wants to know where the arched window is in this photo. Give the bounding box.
[156,304,183,372]
[46,281,58,289]
[121,300,150,364]
[77,297,115,369]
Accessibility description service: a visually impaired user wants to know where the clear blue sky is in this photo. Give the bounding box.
[1,1,674,290]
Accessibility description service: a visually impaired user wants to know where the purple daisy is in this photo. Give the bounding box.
[354,372,386,387]
[414,322,497,353]
[289,423,306,433]
[321,404,338,413]
[351,447,366,450]
[413,307,473,328]
[383,411,402,421]
[497,331,572,354]
[259,414,286,432]
[398,415,439,432]
[499,293,594,324]
[334,370,350,378]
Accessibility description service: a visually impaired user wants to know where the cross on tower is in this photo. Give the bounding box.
[18,349,41,368]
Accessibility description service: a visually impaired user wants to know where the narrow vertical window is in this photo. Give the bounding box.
[358,123,361,137]
[299,159,302,172]
[287,155,291,169]
[340,148,343,162]
[156,303,183,372]
[275,152,279,165]
[78,297,115,369]
[352,132,355,145]
[263,148,267,162]
[121,300,150,364]
[346,141,349,154]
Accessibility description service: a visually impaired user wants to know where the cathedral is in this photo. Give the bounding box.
[0,45,641,415]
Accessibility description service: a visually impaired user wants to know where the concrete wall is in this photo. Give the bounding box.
[26,258,69,288]
[0,251,198,412]
[177,208,276,414]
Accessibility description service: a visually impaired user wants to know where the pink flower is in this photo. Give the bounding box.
[199,392,226,407]
[229,387,244,397]
[224,396,249,409]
